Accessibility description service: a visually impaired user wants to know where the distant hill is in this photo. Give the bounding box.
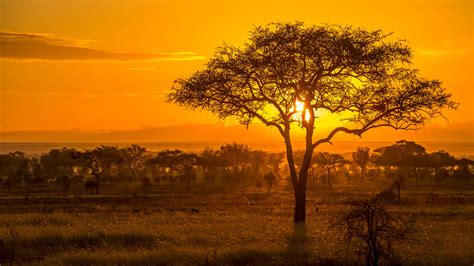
[1,121,472,143]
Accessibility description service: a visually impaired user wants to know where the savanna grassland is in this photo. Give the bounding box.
[1,179,473,265]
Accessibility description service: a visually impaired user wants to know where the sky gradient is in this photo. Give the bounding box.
[0,0,473,141]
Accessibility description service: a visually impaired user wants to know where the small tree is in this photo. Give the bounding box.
[79,146,122,194]
[352,147,370,182]
[263,171,278,191]
[0,152,31,188]
[342,200,414,265]
[199,147,223,185]
[148,150,199,190]
[121,144,147,185]
[168,22,457,223]
[428,150,457,180]
[314,152,348,189]
[219,143,250,183]
[453,158,474,180]
[41,148,80,194]
[249,150,268,184]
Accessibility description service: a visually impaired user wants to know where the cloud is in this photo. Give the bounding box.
[129,67,157,71]
[1,90,165,98]
[0,31,205,61]
[415,48,468,56]
[0,90,59,96]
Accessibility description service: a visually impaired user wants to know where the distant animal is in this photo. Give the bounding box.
[375,177,404,203]
[132,208,140,214]
[190,208,199,213]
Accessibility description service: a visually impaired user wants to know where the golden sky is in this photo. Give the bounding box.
[0,0,473,141]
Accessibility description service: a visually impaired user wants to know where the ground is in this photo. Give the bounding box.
[0,179,473,265]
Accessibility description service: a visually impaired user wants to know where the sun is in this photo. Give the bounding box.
[292,99,312,122]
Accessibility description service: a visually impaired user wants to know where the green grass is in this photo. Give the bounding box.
[1,181,474,265]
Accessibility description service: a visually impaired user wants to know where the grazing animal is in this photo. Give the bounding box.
[375,178,404,203]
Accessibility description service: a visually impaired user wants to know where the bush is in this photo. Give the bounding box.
[341,200,415,265]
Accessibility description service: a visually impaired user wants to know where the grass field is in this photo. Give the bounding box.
[1,179,474,265]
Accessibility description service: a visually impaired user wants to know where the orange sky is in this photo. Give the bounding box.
[0,0,473,141]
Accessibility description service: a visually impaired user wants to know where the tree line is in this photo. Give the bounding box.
[0,140,472,196]
[0,143,280,195]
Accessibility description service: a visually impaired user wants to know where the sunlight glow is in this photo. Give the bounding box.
[292,99,311,123]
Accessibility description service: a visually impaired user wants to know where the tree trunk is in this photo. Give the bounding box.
[284,101,315,224]
[95,176,100,194]
[283,134,304,223]
[294,186,306,223]
[361,165,366,182]
[326,168,333,189]
[293,146,312,223]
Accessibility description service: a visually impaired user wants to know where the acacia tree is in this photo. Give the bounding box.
[200,147,224,185]
[148,149,199,190]
[314,152,349,189]
[168,22,457,223]
[219,143,250,183]
[249,150,268,185]
[80,146,122,194]
[121,144,147,185]
[352,147,370,181]
[40,148,81,196]
[373,140,428,181]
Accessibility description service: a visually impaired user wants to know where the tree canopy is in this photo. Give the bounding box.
[169,22,456,143]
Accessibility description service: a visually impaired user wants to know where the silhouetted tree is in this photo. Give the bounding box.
[168,22,457,223]
[30,158,47,187]
[80,146,122,194]
[267,152,284,175]
[219,143,250,183]
[199,148,224,185]
[0,152,30,189]
[374,140,428,182]
[314,152,349,189]
[342,200,414,265]
[249,150,268,183]
[428,150,457,180]
[148,150,199,190]
[120,144,146,185]
[352,147,370,181]
[263,171,278,191]
[40,148,80,195]
[453,158,474,180]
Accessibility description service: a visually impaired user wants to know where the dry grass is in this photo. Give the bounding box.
[1,181,473,265]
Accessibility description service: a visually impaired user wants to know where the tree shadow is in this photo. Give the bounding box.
[286,223,310,265]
